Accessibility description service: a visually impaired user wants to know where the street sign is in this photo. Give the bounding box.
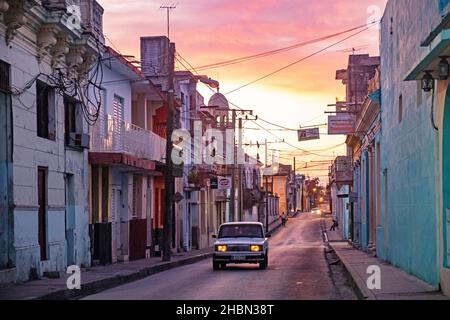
[298,128,320,142]
[218,176,232,190]
[328,115,355,135]
[210,177,218,190]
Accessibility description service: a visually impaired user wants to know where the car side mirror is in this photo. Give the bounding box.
[266,234,271,238]
[212,235,217,239]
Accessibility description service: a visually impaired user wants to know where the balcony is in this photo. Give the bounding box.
[90,115,166,163]
[330,156,353,186]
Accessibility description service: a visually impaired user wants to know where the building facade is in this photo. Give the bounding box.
[378,0,450,294]
[89,46,166,264]
[0,0,103,283]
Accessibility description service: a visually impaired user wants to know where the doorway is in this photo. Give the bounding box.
[65,174,75,266]
[443,84,450,268]
[0,60,13,269]
[38,167,48,261]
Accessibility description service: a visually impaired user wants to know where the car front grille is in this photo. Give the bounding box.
[227,245,249,252]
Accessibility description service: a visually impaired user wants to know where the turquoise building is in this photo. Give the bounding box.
[378,0,450,292]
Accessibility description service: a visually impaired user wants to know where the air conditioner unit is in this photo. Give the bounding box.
[69,132,90,149]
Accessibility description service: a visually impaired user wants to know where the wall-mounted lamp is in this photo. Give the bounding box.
[422,71,434,92]
[439,56,450,80]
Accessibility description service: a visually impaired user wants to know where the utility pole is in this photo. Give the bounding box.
[160,3,177,39]
[228,109,254,222]
[162,42,175,262]
[238,117,243,222]
[293,157,297,212]
[265,140,269,233]
[230,111,236,222]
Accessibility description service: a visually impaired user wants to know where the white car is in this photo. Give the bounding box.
[212,222,270,270]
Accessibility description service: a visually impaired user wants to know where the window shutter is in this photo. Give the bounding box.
[47,88,56,141]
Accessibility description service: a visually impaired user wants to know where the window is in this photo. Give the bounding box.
[64,96,82,146]
[0,60,10,93]
[398,94,403,123]
[36,81,56,140]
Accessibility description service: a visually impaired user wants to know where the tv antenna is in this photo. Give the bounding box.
[160,2,177,39]
[335,45,369,54]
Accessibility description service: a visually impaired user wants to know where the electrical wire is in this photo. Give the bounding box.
[176,52,348,159]
[193,22,377,71]
[224,26,374,95]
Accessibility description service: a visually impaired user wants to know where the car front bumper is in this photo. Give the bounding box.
[213,252,266,264]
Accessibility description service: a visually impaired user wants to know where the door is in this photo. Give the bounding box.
[0,60,12,269]
[129,218,147,260]
[111,187,122,262]
[38,168,47,261]
[443,84,450,268]
[65,174,75,266]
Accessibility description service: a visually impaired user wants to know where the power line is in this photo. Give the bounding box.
[193,22,376,71]
[176,52,347,159]
[224,25,374,96]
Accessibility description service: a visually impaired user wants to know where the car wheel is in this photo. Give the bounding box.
[259,255,268,270]
[213,261,220,271]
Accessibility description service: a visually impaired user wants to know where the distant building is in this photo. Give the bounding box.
[262,164,292,215]
[329,54,380,244]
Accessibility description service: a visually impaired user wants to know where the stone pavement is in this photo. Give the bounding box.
[323,218,449,300]
[0,247,212,300]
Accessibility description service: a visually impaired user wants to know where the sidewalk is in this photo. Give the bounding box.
[0,247,212,300]
[323,218,449,300]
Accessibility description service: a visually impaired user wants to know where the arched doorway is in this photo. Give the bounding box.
[443,84,450,268]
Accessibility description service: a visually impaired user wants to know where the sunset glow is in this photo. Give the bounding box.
[100,0,388,182]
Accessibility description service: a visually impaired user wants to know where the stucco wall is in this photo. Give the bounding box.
[1,25,91,281]
[378,0,443,286]
[101,66,132,123]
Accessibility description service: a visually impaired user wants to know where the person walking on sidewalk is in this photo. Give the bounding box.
[281,212,287,227]
[330,218,339,231]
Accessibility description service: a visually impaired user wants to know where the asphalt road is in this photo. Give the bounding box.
[85,213,347,300]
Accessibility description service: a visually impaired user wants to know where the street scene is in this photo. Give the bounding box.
[85,213,354,300]
[1,0,450,304]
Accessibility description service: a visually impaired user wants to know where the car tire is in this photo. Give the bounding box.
[259,255,268,270]
[213,261,220,271]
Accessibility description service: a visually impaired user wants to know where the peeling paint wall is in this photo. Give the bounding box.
[0,25,91,283]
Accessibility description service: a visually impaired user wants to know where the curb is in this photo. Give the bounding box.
[328,242,376,300]
[37,252,213,300]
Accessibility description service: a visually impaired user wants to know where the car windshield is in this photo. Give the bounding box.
[218,224,263,238]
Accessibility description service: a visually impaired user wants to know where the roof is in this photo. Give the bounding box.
[219,222,264,227]
[104,46,145,80]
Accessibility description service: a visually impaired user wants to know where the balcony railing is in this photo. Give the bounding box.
[90,115,166,163]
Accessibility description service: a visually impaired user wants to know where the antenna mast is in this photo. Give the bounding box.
[160,3,177,39]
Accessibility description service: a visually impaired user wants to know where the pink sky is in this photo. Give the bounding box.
[99,0,387,182]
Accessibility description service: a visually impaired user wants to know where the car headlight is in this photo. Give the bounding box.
[250,245,262,252]
[216,245,227,252]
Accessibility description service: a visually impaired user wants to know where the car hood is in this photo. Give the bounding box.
[214,238,266,245]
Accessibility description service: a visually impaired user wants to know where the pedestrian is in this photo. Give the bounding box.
[330,218,338,231]
[281,212,287,227]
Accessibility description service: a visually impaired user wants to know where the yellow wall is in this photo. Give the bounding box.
[272,176,288,214]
